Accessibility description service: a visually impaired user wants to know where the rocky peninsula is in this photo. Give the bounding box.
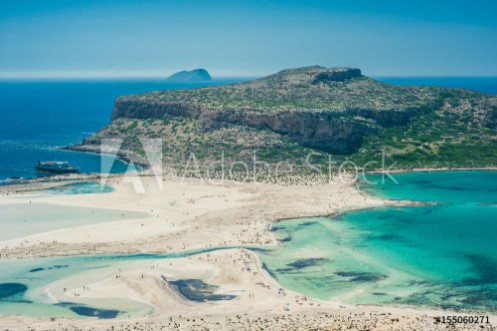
[69,66,497,172]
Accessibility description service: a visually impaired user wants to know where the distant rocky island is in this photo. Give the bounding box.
[166,69,212,83]
[71,66,497,171]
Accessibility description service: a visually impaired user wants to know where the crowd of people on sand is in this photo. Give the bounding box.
[0,175,375,260]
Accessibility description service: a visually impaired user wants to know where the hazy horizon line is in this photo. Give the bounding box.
[1,70,497,80]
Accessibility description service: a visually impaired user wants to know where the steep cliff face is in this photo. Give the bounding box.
[111,99,414,153]
[75,66,497,169]
[200,110,372,153]
[482,104,497,129]
[111,100,203,121]
[111,99,372,153]
[311,68,362,83]
[109,67,439,153]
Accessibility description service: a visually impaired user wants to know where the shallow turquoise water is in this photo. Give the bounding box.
[0,203,151,241]
[259,171,497,311]
[1,171,497,317]
[45,182,114,195]
[363,171,497,204]
[0,248,232,319]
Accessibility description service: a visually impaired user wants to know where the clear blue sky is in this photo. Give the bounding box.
[1,0,496,77]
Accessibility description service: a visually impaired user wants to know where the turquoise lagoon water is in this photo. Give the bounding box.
[0,255,154,319]
[0,248,232,319]
[1,171,497,318]
[363,171,497,204]
[45,182,114,195]
[259,171,497,311]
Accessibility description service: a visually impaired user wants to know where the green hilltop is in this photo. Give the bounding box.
[71,66,497,173]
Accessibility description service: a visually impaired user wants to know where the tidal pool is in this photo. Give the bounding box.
[0,202,150,241]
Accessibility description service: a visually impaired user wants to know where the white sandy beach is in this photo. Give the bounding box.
[0,175,495,330]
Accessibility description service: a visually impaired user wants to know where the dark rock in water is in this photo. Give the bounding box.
[298,221,318,227]
[70,306,120,319]
[246,247,272,253]
[287,258,329,269]
[334,271,387,282]
[0,283,28,301]
[460,288,497,309]
[56,302,120,319]
[461,254,497,285]
[276,258,330,273]
[166,69,212,83]
[262,262,277,279]
[29,267,44,273]
[52,264,69,269]
[334,272,360,278]
[350,274,385,282]
[168,278,235,302]
[37,264,68,271]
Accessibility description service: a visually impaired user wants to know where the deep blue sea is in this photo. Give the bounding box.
[0,78,246,182]
[376,76,497,94]
[0,76,496,182]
